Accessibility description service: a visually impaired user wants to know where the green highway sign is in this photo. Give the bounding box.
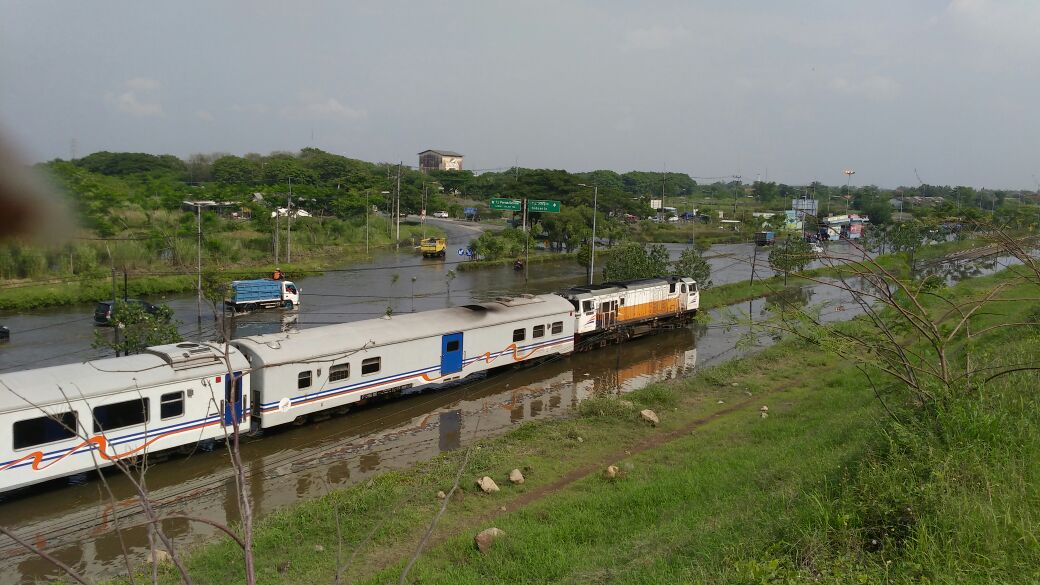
[490,198,523,211]
[528,199,561,213]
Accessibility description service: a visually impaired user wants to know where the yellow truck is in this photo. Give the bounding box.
[419,237,446,258]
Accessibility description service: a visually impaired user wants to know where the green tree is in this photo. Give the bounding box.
[768,238,813,285]
[93,302,181,356]
[672,247,712,288]
[213,156,259,184]
[601,243,670,281]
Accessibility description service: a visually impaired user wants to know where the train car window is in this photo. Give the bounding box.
[620,298,625,306]
[569,299,579,311]
[533,325,545,338]
[582,300,593,312]
[14,412,78,450]
[93,398,149,433]
[551,321,563,334]
[681,284,687,293]
[329,363,350,382]
[160,392,185,419]
[298,370,312,389]
[446,340,460,352]
[361,357,381,375]
[512,328,526,342]
[670,283,677,293]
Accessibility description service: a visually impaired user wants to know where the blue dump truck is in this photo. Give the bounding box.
[226,279,301,312]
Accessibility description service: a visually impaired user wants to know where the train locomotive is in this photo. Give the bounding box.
[0,276,698,494]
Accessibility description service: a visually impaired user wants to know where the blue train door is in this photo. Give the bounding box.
[441,333,464,375]
[223,372,244,426]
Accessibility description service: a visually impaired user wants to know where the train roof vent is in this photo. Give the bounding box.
[461,304,488,311]
[145,342,224,370]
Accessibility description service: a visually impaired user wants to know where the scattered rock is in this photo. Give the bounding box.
[366,479,375,488]
[509,469,525,484]
[499,506,507,512]
[436,490,447,500]
[313,544,325,553]
[717,400,725,404]
[731,382,740,387]
[744,391,753,397]
[477,476,500,493]
[151,549,171,565]
[619,400,634,409]
[576,436,584,443]
[760,405,769,412]
[583,372,590,376]
[760,412,769,419]
[605,465,619,478]
[640,409,660,426]
[474,527,506,553]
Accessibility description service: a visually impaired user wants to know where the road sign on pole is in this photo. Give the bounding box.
[490,198,523,211]
[528,199,561,213]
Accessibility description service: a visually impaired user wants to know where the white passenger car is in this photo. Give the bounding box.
[232,295,575,429]
[0,343,250,493]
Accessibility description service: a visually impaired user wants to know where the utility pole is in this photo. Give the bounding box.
[365,189,370,254]
[287,177,293,264]
[395,162,402,247]
[196,203,202,328]
[590,185,598,285]
[274,211,280,264]
[112,267,120,357]
[523,198,529,284]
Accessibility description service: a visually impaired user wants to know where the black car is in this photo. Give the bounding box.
[0,325,9,343]
[93,299,161,325]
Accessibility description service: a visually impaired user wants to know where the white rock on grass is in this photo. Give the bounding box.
[640,409,660,426]
[477,476,500,493]
[474,527,506,553]
[436,490,447,500]
[605,465,619,479]
[509,469,525,484]
[151,549,171,565]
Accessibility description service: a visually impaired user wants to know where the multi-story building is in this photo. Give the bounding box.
[418,149,464,173]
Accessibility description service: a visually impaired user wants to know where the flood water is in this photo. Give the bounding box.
[0,226,1012,583]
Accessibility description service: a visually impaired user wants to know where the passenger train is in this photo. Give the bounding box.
[0,276,698,494]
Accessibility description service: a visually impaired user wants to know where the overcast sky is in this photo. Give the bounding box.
[2,0,1038,189]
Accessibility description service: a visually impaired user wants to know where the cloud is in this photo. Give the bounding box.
[231,103,270,114]
[280,92,366,121]
[621,25,690,51]
[828,75,900,101]
[196,110,214,121]
[105,78,163,117]
[944,0,1040,51]
[124,77,160,91]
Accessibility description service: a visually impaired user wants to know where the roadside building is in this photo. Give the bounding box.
[418,150,464,173]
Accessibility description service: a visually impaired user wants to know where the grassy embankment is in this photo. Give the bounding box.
[131,265,1040,583]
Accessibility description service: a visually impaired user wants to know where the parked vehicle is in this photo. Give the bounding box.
[433,210,449,218]
[93,299,160,326]
[754,231,776,246]
[420,237,447,257]
[0,326,9,343]
[226,279,301,312]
